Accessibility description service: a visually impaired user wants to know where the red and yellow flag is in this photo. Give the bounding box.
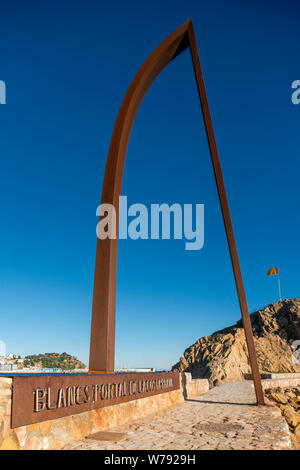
[267,267,278,276]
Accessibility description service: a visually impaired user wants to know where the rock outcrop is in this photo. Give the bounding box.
[172,298,300,386]
[265,386,300,445]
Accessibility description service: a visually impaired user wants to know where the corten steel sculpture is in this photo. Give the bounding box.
[89,19,265,405]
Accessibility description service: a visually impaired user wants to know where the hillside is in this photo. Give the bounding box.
[172,298,300,386]
[23,352,86,370]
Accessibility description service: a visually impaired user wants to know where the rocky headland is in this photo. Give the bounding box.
[172,298,300,386]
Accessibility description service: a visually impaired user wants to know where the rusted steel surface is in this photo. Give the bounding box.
[89,21,191,374]
[186,24,265,405]
[89,19,264,405]
[11,372,180,428]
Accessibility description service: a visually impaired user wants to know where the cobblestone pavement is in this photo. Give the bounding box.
[63,382,292,450]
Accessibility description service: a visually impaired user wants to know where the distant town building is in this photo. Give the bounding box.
[0,354,24,371]
[0,363,17,371]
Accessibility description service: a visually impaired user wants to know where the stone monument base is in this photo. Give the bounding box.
[0,373,208,450]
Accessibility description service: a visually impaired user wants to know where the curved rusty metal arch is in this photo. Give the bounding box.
[89,19,264,405]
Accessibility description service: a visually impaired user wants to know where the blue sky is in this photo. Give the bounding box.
[0,0,299,369]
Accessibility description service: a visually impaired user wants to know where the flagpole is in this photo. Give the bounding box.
[277,268,282,301]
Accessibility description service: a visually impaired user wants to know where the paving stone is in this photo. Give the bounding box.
[63,382,292,450]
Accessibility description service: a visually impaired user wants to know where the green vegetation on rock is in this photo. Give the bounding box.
[23,352,86,370]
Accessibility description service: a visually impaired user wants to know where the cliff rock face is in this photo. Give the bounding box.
[172,299,300,386]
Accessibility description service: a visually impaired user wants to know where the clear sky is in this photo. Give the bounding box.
[0,0,299,370]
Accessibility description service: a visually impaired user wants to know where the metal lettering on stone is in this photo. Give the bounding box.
[11,372,180,428]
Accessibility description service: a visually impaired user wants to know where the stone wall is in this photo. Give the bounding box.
[181,373,209,398]
[245,373,300,380]
[0,374,208,450]
[261,377,300,390]
[0,378,13,449]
